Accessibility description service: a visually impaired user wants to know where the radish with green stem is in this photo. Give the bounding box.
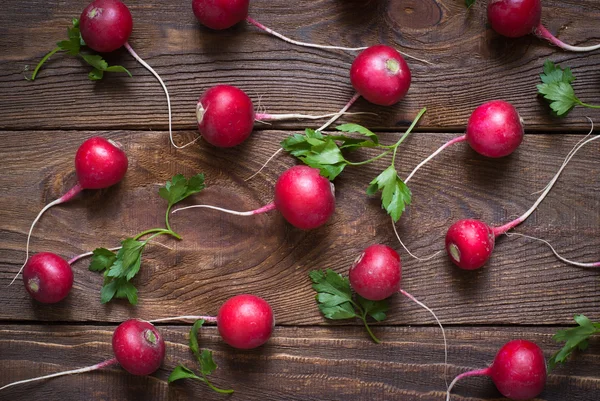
[196,84,370,148]
[191,0,427,63]
[12,137,128,286]
[446,339,546,400]
[31,0,182,149]
[446,122,599,270]
[488,0,600,52]
[0,319,165,392]
[173,165,336,230]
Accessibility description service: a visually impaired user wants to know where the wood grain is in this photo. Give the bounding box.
[0,130,598,325]
[1,325,599,401]
[0,0,598,131]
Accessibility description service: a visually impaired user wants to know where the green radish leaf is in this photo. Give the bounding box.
[549,314,600,371]
[368,165,412,223]
[168,365,203,383]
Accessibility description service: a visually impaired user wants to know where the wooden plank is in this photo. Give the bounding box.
[0,130,598,324]
[0,325,599,401]
[0,0,598,130]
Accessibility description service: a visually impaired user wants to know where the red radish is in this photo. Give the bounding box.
[350,45,411,107]
[217,294,274,349]
[488,0,600,52]
[348,244,448,381]
[12,137,128,285]
[196,85,367,147]
[446,339,546,400]
[173,165,335,230]
[446,129,600,270]
[21,247,121,303]
[404,100,523,184]
[22,253,73,304]
[0,319,165,391]
[150,294,275,349]
[79,0,133,52]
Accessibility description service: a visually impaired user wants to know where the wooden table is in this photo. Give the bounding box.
[1,1,599,400]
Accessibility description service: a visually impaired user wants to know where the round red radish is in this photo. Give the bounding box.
[79,0,133,53]
[349,244,401,301]
[445,219,495,270]
[490,340,547,399]
[487,0,542,39]
[192,0,249,30]
[350,45,411,106]
[75,137,129,189]
[22,252,73,304]
[274,165,336,230]
[112,319,166,376]
[465,100,524,158]
[196,85,256,147]
[217,294,274,349]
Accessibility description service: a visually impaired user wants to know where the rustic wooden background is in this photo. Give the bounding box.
[1,0,599,400]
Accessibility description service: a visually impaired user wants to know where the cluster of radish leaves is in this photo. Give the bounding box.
[310,269,388,343]
[169,320,233,394]
[538,60,600,116]
[30,18,130,81]
[549,315,600,371]
[89,173,205,304]
[282,108,426,222]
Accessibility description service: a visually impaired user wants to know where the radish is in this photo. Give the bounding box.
[22,246,121,303]
[196,85,366,148]
[348,244,448,381]
[488,0,600,52]
[405,100,524,184]
[173,165,335,230]
[0,319,165,391]
[446,339,546,400]
[150,294,275,349]
[446,126,600,270]
[32,0,182,149]
[190,0,426,63]
[12,137,128,285]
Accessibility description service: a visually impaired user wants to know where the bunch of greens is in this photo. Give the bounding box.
[309,269,388,343]
[537,60,600,117]
[282,107,426,223]
[169,320,234,394]
[548,314,600,371]
[28,19,131,81]
[89,174,205,304]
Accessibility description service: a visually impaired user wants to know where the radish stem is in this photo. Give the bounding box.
[0,358,118,391]
[405,135,467,184]
[11,184,83,285]
[317,92,361,132]
[172,202,277,217]
[148,315,217,323]
[534,24,600,52]
[446,368,491,401]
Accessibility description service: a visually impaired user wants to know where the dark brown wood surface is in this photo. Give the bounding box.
[0,0,599,400]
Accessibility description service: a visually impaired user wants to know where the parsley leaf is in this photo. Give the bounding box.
[465,0,476,8]
[159,173,206,207]
[168,320,234,394]
[88,248,117,272]
[367,165,412,223]
[30,18,131,81]
[548,314,600,371]
[537,60,600,117]
[310,269,387,343]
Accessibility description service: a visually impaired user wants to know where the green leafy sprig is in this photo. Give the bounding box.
[282,107,426,222]
[89,174,205,304]
[309,269,388,343]
[29,18,131,81]
[465,0,476,8]
[548,314,600,372]
[169,320,234,394]
[537,60,600,117]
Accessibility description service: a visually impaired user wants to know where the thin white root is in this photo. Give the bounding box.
[400,289,448,389]
[244,147,284,182]
[148,315,217,323]
[391,217,441,261]
[172,204,255,216]
[317,92,361,132]
[504,232,600,268]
